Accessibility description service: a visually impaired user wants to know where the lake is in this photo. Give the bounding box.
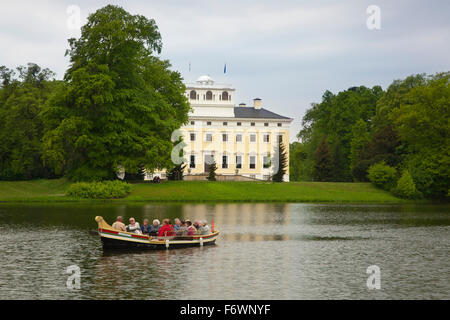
[0,202,448,299]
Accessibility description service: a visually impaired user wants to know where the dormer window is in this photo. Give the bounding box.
[206,91,213,100]
[222,91,229,101]
[189,90,197,100]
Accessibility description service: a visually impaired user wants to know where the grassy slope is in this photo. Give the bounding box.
[0,179,405,203]
[0,179,73,202]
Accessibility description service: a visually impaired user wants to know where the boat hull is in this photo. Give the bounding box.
[100,235,217,250]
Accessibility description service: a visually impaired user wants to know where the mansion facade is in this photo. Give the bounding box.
[147,75,293,181]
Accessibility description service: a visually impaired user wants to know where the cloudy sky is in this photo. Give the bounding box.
[1,0,449,140]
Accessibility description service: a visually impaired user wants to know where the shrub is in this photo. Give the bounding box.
[392,170,419,199]
[67,180,131,199]
[367,162,397,190]
[207,161,217,181]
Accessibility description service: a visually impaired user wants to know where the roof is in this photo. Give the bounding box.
[233,107,291,120]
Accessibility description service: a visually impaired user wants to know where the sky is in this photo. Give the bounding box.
[1,0,449,141]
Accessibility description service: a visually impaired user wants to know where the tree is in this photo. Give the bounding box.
[168,163,186,181]
[272,140,288,182]
[0,63,59,180]
[350,119,371,181]
[313,137,334,181]
[289,142,307,181]
[390,72,449,198]
[207,161,217,181]
[42,5,190,181]
[298,86,383,182]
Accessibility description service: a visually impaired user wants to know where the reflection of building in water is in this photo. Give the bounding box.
[181,203,291,242]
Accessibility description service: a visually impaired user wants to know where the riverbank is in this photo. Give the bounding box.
[0,179,410,203]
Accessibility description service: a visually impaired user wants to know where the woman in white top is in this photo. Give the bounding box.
[127,217,142,235]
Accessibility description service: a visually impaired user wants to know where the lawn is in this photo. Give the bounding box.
[0,179,406,203]
[128,180,405,203]
[0,179,72,202]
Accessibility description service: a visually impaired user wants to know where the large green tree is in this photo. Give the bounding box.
[0,63,59,180]
[42,5,190,181]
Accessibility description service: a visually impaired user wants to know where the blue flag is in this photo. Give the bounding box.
[224,63,226,74]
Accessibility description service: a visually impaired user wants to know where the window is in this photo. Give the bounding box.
[236,134,242,142]
[206,133,212,142]
[222,91,229,101]
[190,121,195,125]
[263,155,271,168]
[206,91,213,100]
[189,90,197,100]
[237,122,241,126]
[222,156,228,169]
[277,123,282,127]
[236,155,242,169]
[264,123,269,127]
[222,133,228,142]
[251,122,255,126]
[263,134,270,143]
[223,121,228,126]
[190,155,195,168]
[249,156,256,169]
[207,121,212,126]
[278,135,283,143]
[250,134,256,142]
[190,133,195,141]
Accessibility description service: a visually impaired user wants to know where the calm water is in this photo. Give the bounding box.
[0,202,448,300]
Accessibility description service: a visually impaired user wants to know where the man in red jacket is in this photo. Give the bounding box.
[158,219,175,237]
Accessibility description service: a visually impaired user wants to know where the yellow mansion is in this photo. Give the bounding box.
[148,75,293,181]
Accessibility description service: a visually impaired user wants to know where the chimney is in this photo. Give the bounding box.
[253,98,262,109]
[239,103,246,107]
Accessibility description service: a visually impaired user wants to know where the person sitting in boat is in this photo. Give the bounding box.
[158,219,175,237]
[193,220,201,231]
[176,220,188,236]
[112,216,127,232]
[173,218,182,231]
[127,217,142,235]
[141,219,151,235]
[148,219,160,236]
[197,220,210,235]
[185,220,196,236]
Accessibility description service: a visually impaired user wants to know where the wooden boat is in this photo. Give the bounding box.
[95,216,219,250]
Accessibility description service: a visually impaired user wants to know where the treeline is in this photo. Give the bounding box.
[290,72,449,199]
[0,5,190,182]
[0,64,61,180]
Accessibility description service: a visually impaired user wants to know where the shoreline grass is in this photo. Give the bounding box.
[0,178,417,204]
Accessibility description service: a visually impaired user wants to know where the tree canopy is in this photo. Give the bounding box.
[291,71,449,199]
[41,5,190,181]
